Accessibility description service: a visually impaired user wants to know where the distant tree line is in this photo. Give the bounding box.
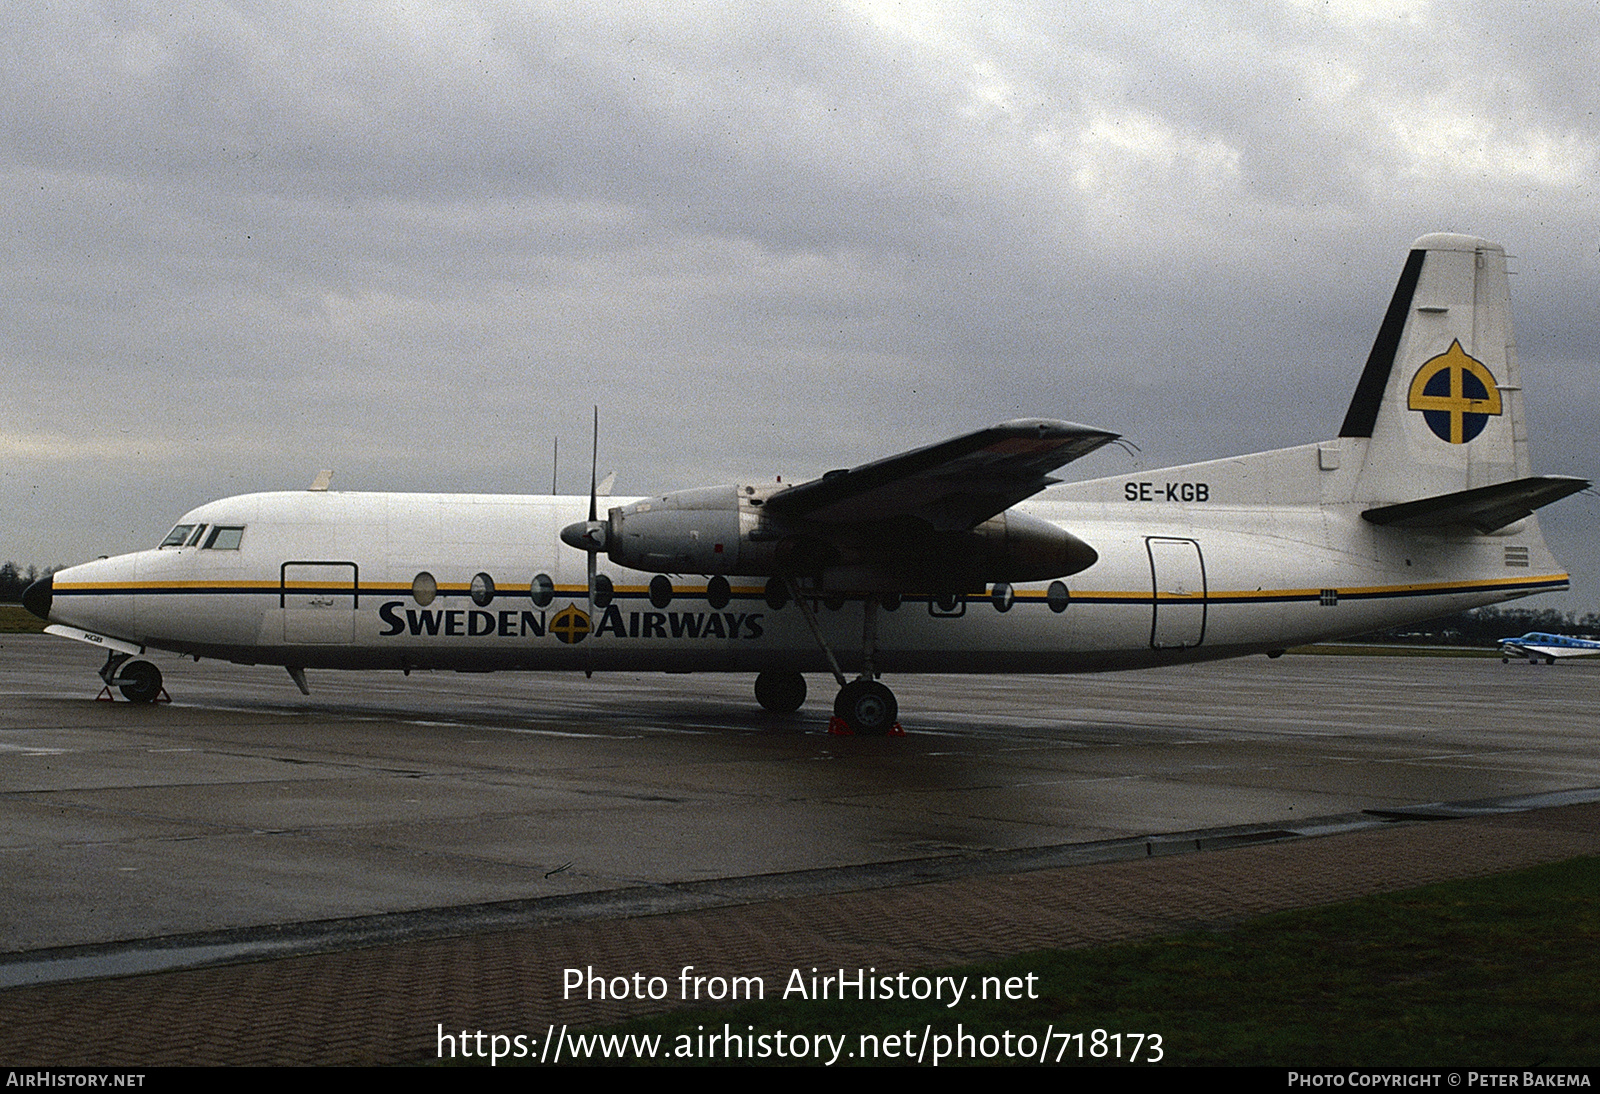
[0,562,58,603]
[1352,604,1600,646]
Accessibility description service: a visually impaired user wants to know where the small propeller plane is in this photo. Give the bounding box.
[1498,632,1600,665]
[24,234,1588,732]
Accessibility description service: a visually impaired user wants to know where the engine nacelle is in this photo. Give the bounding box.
[813,509,1097,592]
[592,484,1097,590]
[603,485,755,574]
[965,509,1099,582]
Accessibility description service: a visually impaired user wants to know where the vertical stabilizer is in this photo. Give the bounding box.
[1341,234,1527,504]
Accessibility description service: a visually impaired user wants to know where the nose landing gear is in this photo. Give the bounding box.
[98,652,168,703]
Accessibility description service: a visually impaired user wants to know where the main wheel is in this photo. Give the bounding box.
[118,660,163,703]
[755,670,806,713]
[834,679,897,735]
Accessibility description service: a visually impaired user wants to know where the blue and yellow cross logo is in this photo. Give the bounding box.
[1407,340,1502,444]
[550,603,592,644]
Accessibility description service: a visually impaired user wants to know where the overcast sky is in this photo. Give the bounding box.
[3,0,1596,606]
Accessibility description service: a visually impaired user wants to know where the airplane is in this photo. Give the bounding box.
[22,233,1590,734]
[1497,632,1600,665]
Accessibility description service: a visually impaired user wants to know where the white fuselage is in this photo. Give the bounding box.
[44,438,1569,678]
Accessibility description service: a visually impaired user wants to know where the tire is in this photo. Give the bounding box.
[833,679,897,735]
[118,660,163,703]
[754,670,806,714]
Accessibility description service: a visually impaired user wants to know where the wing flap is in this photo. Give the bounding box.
[764,419,1118,530]
[1361,475,1589,534]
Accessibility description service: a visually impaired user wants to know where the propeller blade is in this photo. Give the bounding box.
[586,407,598,677]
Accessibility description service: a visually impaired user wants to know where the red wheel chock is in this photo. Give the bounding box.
[828,717,905,737]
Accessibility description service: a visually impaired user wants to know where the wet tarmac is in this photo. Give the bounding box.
[5,634,1598,959]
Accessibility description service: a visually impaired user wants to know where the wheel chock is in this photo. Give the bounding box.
[828,717,907,737]
[93,686,173,703]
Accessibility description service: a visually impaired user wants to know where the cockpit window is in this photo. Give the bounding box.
[185,524,209,547]
[160,524,196,548]
[203,526,245,550]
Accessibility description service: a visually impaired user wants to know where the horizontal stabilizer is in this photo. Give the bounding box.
[1361,475,1588,534]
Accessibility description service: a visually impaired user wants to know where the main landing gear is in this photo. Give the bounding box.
[754,669,807,714]
[98,652,167,703]
[763,579,904,736]
[753,670,900,734]
[832,678,898,735]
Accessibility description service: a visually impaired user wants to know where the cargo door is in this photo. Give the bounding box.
[281,561,358,644]
[1147,537,1206,649]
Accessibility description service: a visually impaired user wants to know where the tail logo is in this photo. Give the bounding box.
[1407,340,1503,443]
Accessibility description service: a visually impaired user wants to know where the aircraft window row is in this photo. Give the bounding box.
[158,524,245,549]
[401,573,1068,613]
[410,571,564,608]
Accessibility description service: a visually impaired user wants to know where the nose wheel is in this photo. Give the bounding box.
[116,660,165,703]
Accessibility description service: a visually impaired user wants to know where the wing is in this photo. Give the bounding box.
[763,419,1118,531]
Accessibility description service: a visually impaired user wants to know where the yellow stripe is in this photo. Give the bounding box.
[54,580,280,591]
[1017,573,1568,602]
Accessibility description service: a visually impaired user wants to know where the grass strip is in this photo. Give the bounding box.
[575,857,1600,1066]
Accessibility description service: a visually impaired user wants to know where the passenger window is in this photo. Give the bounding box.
[203,527,245,550]
[530,573,554,608]
[470,572,496,607]
[160,525,195,548]
[412,572,438,606]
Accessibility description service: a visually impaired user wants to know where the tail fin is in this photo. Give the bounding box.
[1342,233,1528,504]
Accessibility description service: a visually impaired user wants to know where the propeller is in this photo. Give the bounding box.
[586,407,599,664]
[558,408,607,674]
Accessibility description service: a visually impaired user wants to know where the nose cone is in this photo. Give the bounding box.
[22,574,53,620]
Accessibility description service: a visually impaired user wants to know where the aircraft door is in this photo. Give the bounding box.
[280,561,358,644]
[1147,537,1206,649]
